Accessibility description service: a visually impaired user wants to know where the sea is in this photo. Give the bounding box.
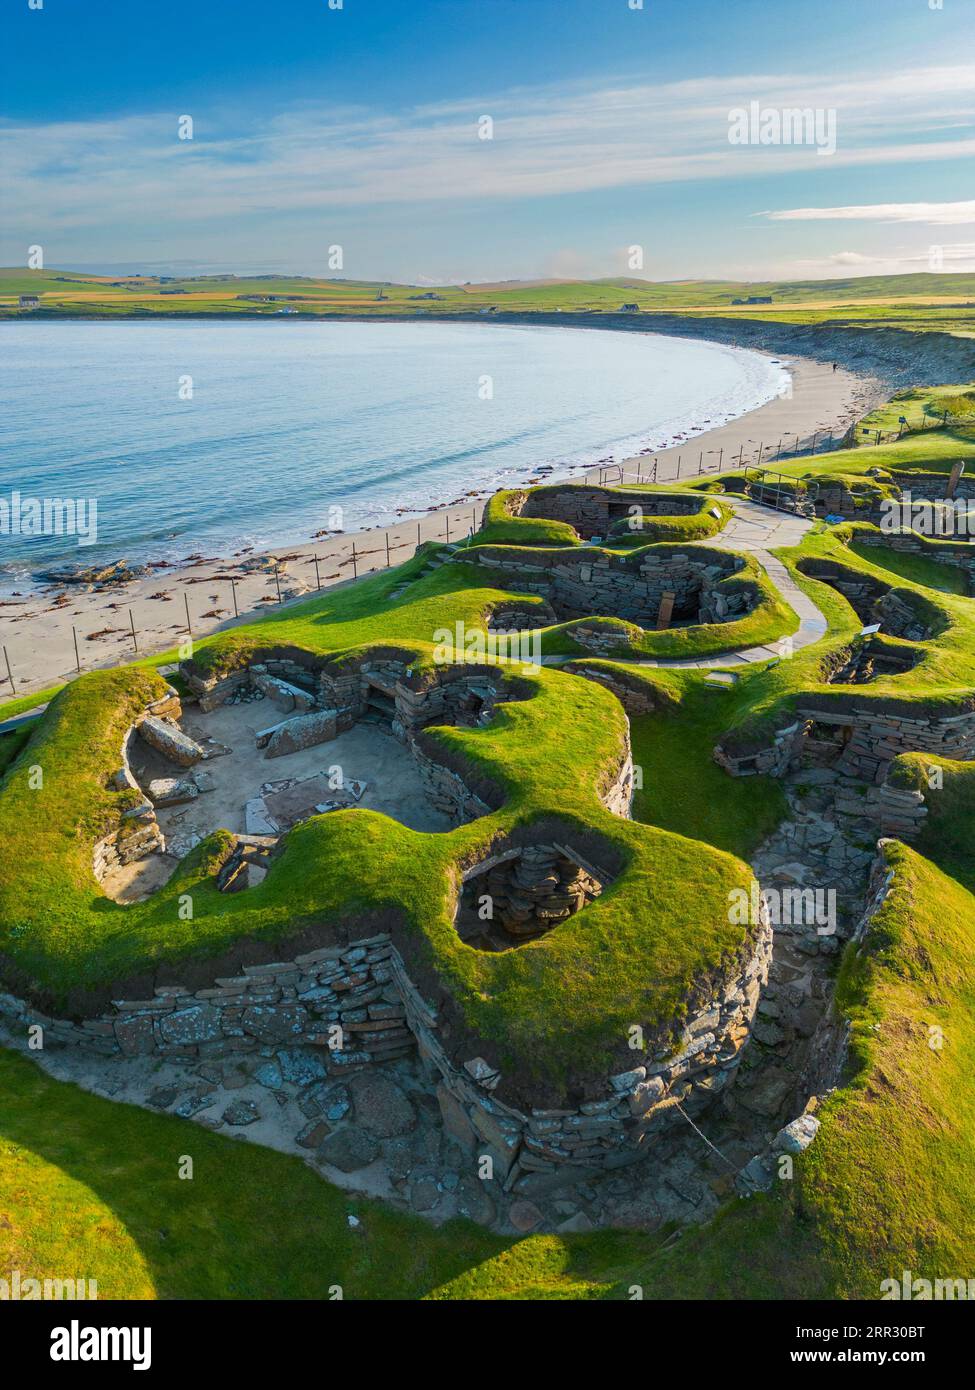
[0,319,790,590]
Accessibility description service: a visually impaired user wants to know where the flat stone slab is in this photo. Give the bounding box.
[265,709,339,759]
[318,1128,380,1172]
[147,776,199,807]
[138,715,205,767]
[253,673,317,713]
[245,798,278,835]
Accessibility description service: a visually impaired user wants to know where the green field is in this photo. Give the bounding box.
[4,268,975,336]
[4,385,975,1302]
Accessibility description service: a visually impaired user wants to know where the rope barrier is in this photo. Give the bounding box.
[674,1100,740,1173]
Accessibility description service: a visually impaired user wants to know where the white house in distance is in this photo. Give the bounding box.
[19,295,40,310]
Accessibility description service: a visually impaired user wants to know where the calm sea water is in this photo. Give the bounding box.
[0,320,787,586]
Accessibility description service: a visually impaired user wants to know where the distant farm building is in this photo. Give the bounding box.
[19,295,39,309]
[732,296,773,305]
[619,303,640,312]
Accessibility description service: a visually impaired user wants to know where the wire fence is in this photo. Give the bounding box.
[1,507,481,698]
[854,408,965,448]
[583,423,845,488]
[3,406,960,700]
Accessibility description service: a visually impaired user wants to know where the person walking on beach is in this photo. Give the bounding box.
[832,361,838,372]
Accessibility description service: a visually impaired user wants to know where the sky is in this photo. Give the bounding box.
[2,0,974,283]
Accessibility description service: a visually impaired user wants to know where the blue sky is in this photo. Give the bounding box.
[2,0,973,282]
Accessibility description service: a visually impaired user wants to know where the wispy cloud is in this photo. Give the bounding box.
[790,244,975,274]
[762,201,975,225]
[2,63,973,244]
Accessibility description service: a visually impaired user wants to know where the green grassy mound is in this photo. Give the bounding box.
[0,606,754,1099]
[478,489,580,546]
[477,483,732,548]
[4,361,975,1301]
[5,840,971,1300]
[6,438,972,1089]
[837,523,972,595]
[464,537,798,661]
[687,422,975,492]
[686,529,975,760]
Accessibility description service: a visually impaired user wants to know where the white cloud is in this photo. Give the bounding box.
[2,62,973,262]
[762,201,975,225]
[789,243,975,274]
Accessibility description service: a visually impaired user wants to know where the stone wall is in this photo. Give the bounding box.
[19,648,773,1175]
[820,705,975,782]
[831,780,927,839]
[812,474,975,532]
[714,717,805,779]
[797,560,937,640]
[515,486,705,541]
[848,530,975,594]
[93,687,184,880]
[738,850,896,1195]
[716,705,975,784]
[464,545,754,628]
[183,653,524,824]
[562,661,672,717]
[0,908,772,1177]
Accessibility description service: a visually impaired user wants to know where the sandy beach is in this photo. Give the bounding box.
[0,352,882,705]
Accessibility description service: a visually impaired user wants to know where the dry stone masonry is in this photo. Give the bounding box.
[454,843,609,948]
[716,703,975,785]
[463,543,756,630]
[508,484,714,541]
[849,529,975,594]
[0,902,772,1178]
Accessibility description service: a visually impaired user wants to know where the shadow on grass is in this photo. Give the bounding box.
[1,1048,675,1301]
[0,1048,510,1300]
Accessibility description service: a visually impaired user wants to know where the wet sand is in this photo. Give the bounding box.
[0,352,883,705]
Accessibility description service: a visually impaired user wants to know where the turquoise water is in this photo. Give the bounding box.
[0,320,787,584]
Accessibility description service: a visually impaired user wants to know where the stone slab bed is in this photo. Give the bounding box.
[35,650,757,1175]
[183,651,528,826]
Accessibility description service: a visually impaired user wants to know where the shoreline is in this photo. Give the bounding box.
[0,346,881,704]
[0,319,787,588]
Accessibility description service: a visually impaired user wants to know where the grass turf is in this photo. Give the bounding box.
[4,415,975,1298]
[0,546,757,1095]
[5,840,972,1300]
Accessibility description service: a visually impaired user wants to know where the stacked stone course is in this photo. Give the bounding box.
[717,705,975,784]
[465,545,754,628]
[0,902,772,1176]
[513,486,706,541]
